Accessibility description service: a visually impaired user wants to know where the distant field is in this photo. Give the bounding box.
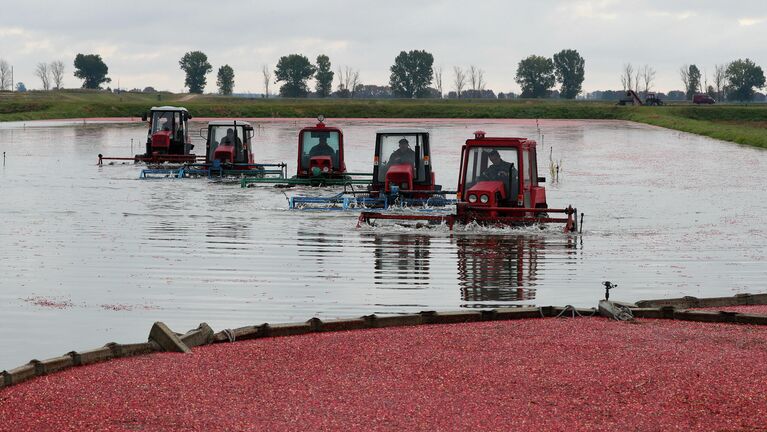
[1,90,766,148]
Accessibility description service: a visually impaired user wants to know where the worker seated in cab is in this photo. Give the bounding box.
[374,132,429,192]
[464,148,519,206]
[149,113,175,153]
[301,131,340,173]
[478,150,517,183]
[369,129,434,197]
[156,113,173,132]
[309,136,335,158]
[141,107,193,159]
[386,138,416,170]
[380,138,418,192]
[209,125,249,164]
[220,128,243,147]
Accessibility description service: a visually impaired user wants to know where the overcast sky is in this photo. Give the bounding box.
[1,0,765,94]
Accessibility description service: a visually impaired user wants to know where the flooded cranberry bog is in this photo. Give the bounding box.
[0,118,765,369]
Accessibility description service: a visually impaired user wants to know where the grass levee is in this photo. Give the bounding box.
[1,90,766,148]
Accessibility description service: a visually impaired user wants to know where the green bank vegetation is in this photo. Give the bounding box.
[1,90,766,148]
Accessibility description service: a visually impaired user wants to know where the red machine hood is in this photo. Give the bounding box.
[213,144,235,163]
[466,180,506,201]
[385,164,414,191]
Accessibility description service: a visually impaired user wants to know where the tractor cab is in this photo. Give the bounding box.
[98,106,199,165]
[204,121,254,166]
[296,116,346,178]
[140,106,195,160]
[371,129,436,195]
[458,132,545,211]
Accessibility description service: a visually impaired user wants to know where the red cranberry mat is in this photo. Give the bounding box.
[698,304,767,315]
[2,318,766,431]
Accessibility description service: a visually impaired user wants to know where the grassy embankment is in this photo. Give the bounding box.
[1,90,766,148]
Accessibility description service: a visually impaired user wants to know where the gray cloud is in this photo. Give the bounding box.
[1,0,765,93]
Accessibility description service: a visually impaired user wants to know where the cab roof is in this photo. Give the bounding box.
[376,128,429,135]
[207,120,253,128]
[465,136,536,148]
[301,122,342,132]
[150,106,189,112]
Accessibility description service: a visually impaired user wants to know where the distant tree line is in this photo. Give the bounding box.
[5,50,766,102]
[616,59,766,102]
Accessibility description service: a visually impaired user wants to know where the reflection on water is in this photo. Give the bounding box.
[457,235,541,305]
[0,119,766,369]
[148,219,192,240]
[206,217,252,242]
[365,233,431,287]
[297,230,344,265]
[455,234,580,307]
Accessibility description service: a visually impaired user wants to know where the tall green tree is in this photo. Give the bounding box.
[73,54,111,89]
[315,55,334,98]
[686,64,702,99]
[274,54,316,97]
[216,65,235,95]
[515,55,556,98]
[726,59,766,101]
[179,51,212,94]
[552,49,585,99]
[389,50,434,98]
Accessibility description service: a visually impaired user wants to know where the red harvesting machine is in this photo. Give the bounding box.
[358,131,579,233]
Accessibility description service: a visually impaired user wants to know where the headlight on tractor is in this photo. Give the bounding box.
[323,166,330,173]
[401,182,408,190]
[480,194,489,204]
[468,194,478,203]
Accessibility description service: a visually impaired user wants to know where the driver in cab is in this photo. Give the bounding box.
[478,150,516,182]
[387,138,416,168]
[159,115,172,132]
[309,136,335,157]
[220,128,242,146]
[219,128,246,161]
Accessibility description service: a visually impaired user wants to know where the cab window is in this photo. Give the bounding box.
[173,112,183,141]
[209,125,247,162]
[377,134,425,182]
[463,146,519,196]
[301,131,340,168]
[151,112,174,133]
[523,150,531,187]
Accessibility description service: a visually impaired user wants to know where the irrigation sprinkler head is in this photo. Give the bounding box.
[602,281,617,300]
